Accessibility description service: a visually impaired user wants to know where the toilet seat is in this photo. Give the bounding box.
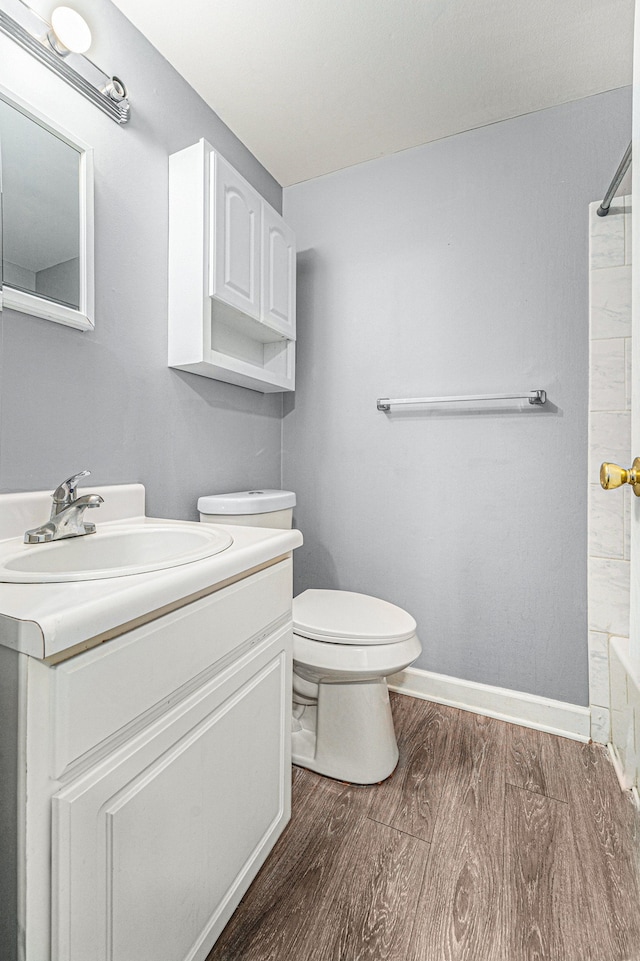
[293,589,417,645]
[293,631,422,683]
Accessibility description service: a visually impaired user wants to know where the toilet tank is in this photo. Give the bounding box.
[197,490,295,529]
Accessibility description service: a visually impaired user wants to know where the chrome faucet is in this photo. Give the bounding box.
[24,471,104,544]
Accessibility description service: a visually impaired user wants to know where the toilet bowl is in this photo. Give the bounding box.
[291,589,421,782]
[197,490,422,784]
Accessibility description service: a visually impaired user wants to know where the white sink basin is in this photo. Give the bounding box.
[0,523,233,583]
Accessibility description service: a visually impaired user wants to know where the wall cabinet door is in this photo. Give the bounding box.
[261,204,296,339]
[211,153,261,319]
[51,626,291,961]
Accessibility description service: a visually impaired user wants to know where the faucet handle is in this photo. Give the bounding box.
[51,470,91,511]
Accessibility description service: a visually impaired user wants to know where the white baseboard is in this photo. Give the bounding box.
[388,666,591,742]
[608,741,634,790]
[607,743,640,806]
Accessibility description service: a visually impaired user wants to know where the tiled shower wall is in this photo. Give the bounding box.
[588,195,632,745]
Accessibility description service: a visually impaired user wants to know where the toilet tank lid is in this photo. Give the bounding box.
[293,590,417,644]
[197,490,296,515]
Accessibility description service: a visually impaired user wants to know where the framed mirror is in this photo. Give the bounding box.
[0,84,94,331]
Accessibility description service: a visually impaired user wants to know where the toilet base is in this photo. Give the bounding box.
[292,677,399,784]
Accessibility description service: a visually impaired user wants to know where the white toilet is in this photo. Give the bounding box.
[197,490,422,784]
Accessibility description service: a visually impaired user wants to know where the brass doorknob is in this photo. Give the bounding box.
[600,457,640,496]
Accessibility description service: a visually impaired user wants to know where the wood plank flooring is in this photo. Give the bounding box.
[206,694,640,961]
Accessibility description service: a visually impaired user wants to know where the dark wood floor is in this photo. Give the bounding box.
[207,694,640,961]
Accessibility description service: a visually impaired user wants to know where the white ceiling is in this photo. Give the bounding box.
[111,0,634,187]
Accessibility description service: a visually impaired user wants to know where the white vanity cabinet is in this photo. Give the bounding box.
[169,140,296,393]
[13,557,294,961]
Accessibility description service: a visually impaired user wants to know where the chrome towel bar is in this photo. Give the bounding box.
[376,390,547,411]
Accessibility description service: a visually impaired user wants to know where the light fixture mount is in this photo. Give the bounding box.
[0,0,130,124]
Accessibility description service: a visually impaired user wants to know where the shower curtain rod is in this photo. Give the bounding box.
[597,141,632,216]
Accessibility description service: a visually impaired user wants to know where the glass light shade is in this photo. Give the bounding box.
[50,6,92,54]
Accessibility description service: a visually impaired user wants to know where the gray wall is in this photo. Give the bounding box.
[0,0,282,519]
[283,87,632,706]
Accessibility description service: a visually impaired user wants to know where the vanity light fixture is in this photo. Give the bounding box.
[0,0,130,123]
[48,6,92,56]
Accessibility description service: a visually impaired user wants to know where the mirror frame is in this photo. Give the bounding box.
[0,82,94,331]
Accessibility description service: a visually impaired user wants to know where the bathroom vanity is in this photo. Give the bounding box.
[0,484,302,961]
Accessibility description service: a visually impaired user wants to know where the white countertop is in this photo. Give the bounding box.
[0,484,302,660]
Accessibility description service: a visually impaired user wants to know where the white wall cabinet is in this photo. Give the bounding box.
[12,558,293,961]
[169,140,296,393]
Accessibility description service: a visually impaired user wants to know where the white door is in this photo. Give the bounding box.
[629,5,640,674]
[261,203,296,339]
[210,152,261,319]
[599,13,638,676]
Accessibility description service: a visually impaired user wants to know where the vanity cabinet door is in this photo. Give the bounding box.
[210,153,261,319]
[261,203,296,339]
[51,624,292,961]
